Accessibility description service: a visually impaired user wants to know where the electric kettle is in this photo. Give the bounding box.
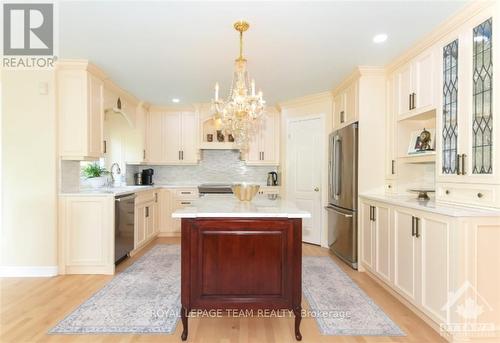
[267,172,278,186]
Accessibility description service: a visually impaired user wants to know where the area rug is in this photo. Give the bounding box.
[49,245,181,334]
[302,256,405,336]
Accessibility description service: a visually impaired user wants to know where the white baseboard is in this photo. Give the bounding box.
[0,266,58,277]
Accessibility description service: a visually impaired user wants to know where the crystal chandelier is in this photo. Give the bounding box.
[212,20,266,147]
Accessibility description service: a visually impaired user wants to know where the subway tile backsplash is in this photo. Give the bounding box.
[127,150,278,185]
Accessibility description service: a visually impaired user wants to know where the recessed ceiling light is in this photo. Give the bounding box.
[373,33,388,44]
[172,98,180,103]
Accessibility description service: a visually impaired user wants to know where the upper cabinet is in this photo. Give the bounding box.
[145,110,199,164]
[57,61,106,160]
[436,7,499,188]
[243,109,280,165]
[333,79,358,129]
[394,48,436,119]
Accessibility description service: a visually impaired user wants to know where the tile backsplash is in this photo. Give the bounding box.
[127,150,279,185]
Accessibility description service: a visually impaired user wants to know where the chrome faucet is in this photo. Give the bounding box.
[110,163,121,183]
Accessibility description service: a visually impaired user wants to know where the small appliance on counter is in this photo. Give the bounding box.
[267,172,278,186]
[134,172,143,185]
[141,168,154,185]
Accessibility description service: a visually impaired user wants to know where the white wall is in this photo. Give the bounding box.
[279,93,333,248]
[0,70,58,276]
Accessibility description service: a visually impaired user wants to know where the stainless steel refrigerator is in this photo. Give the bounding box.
[326,122,358,269]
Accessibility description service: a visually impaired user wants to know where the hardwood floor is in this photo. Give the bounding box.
[0,238,445,343]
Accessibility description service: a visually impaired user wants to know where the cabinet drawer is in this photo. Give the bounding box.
[174,188,199,200]
[436,183,500,208]
[258,186,280,195]
[175,199,194,208]
[135,190,157,205]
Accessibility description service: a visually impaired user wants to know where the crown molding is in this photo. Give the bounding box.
[55,59,108,80]
[385,0,494,73]
[332,66,386,95]
[278,91,333,110]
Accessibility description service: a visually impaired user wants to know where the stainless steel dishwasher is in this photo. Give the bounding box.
[115,193,136,264]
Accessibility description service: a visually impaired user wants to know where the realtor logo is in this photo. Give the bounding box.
[3,3,53,55]
[440,281,496,337]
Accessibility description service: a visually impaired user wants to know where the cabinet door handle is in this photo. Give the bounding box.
[143,149,146,160]
[262,151,264,160]
[145,206,149,218]
[181,191,191,195]
[461,154,466,175]
[412,92,416,110]
[391,160,395,175]
[411,216,415,236]
[103,140,107,154]
[340,111,345,123]
[155,193,158,203]
[181,201,191,205]
[372,207,376,221]
[415,217,420,238]
[456,154,461,175]
[409,94,412,111]
[369,206,373,221]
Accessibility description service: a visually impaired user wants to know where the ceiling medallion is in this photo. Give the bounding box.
[211,20,266,148]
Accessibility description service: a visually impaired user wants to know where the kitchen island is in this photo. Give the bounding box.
[172,195,310,341]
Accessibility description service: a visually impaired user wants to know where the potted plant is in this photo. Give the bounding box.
[81,163,109,189]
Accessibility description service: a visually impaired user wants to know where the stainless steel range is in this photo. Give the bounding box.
[198,183,233,196]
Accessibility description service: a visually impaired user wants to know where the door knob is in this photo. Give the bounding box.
[314,187,319,192]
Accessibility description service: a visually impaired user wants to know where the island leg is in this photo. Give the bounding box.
[293,306,302,341]
[181,307,189,341]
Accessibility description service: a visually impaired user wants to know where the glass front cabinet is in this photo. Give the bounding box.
[437,8,499,186]
[435,5,500,207]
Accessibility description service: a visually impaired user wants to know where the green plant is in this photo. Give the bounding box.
[81,163,109,179]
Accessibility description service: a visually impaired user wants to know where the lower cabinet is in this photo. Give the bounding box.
[134,189,160,249]
[58,195,115,275]
[360,197,500,340]
[159,187,199,236]
[360,202,390,283]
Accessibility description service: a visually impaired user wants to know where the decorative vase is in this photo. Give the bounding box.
[207,134,213,142]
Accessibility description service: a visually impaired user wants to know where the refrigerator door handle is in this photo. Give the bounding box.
[326,206,353,218]
[334,135,342,199]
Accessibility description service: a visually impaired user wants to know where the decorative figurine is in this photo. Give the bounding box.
[207,134,213,142]
[217,130,225,142]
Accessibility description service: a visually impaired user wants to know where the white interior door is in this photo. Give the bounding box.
[286,117,323,245]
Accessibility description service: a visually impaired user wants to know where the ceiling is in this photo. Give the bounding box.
[59,1,467,106]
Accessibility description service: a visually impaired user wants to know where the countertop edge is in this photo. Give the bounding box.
[359,193,500,217]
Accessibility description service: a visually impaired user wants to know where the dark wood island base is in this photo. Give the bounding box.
[180,217,303,341]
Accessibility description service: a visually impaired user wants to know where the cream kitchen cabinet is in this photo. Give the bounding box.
[360,195,500,340]
[333,79,358,129]
[436,8,499,196]
[58,195,114,275]
[57,61,106,160]
[244,110,280,165]
[394,47,436,119]
[145,110,199,164]
[134,189,159,249]
[359,200,391,284]
[167,187,198,234]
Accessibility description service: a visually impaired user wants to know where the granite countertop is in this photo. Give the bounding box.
[360,193,500,217]
[172,195,310,219]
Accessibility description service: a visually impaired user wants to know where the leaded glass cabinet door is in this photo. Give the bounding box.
[442,39,459,175]
[471,18,493,176]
